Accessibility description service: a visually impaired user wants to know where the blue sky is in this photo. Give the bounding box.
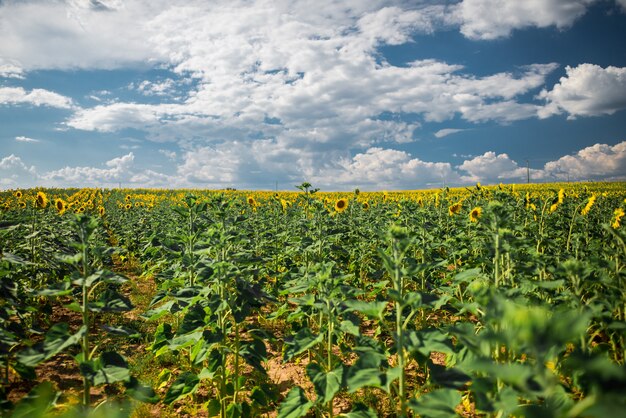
[1,0,626,190]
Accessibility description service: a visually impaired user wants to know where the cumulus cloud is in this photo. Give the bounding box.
[616,0,626,12]
[48,1,561,153]
[42,152,136,186]
[543,142,626,180]
[310,147,458,190]
[0,87,74,109]
[538,64,626,118]
[0,154,39,188]
[457,151,530,183]
[0,60,24,79]
[454,0,595,40]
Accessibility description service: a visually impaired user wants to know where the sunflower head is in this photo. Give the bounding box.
[18,201,27,209]
[14,190,23,199]
[362,201,370,210]
[448,202,462,216]
[35,191,49,209]
[469,207,482,222]
[612,208,625,229]
[98,206,105,216]
[334,198,348,213]
[125,203,132,210]
[55,198,67,215]
[247,196,256,206]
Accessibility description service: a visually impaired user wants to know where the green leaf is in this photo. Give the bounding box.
[17,324,86,367]
[277,387,313,418]
[163,372,200,404]
[284,328,324,361]
[101,325,140,338]
[87,289,133,312]
[125,376,159,403]
[408,388,462,418]
[343,403,378,418]
[8,382,59,418]
[80,352,130,386]
[306,362,344,405]
[343,300,388,319]
[339,319,361,336]
[36,281,72,297]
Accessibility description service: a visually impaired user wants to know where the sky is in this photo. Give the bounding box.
[1,0,626,191]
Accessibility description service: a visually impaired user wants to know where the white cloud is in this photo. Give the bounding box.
[15,136,40,143]
[310,147,459,190]
[42,152,136,186]
[0,60,24,79]
[457,151,530,183]
[0,87,74,109]
[4,140,626,190]
[543,142,626,180]
[538,64,626,119]
[133,79,178,96]
[617,0,626,12]
[435,128,466,138]
[0,0,165,70]
[454,0,596,40]
[0,154,38,188]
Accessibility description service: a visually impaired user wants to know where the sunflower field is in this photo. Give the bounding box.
[1,182,626,417]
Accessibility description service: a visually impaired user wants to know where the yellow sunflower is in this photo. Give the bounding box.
[362,201,370,210]
[612,208,625,229]
[448,202,462,216]
[125,203,132,210]
[334,198,348,213]
[55,198,67,215]
[98,206,105,216]
[469,207,482,222]
[35,191,48,209]
[247,196,256,206]
[14,190,23,199]
[580,194,596,216]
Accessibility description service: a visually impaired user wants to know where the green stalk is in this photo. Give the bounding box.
[326,299,334,418]
[393,244,407,417]
[80,223,91,407]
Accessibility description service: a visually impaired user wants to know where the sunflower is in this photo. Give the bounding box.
[362,201,370,210]
[280,199,290,211]
[125,203,132,210]
[247,196,256,206]
[35,191,48,209]
[612,208,625,229]
[549,202,559,213]
[557,188,565,204]
[448,202,462,216]
[334,198,348,212]
[580,194,596,216]
[18,201,27,209]
[55,198,67,215]
[98,206,105,216]
[469,207,482,222]
[14,190,23,199]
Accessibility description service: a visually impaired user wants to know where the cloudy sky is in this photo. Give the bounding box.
[1,0,626,190]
